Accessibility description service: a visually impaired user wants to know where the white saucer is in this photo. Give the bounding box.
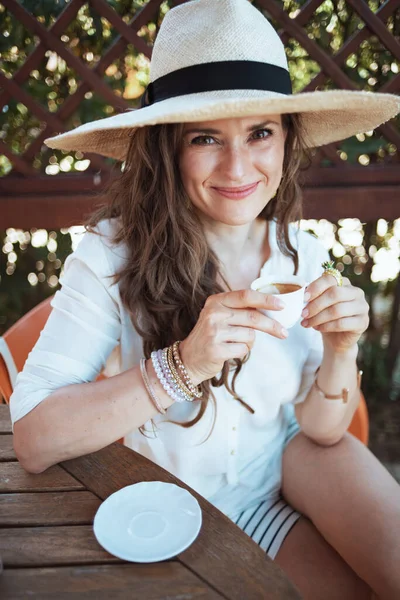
[93,481,202,562]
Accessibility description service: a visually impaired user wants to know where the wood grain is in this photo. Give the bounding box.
[0,491,101,526]
[61,443,301,600]
[0,525,120,567]
[0,563,222,599]
[0,404,12,434]
[0,406,300,597]
[0,435,16,461]
[0,462,84,492]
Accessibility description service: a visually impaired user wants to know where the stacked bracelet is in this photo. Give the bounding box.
[148,341,202,405]
[160,348,192,402]
[166,345,194,399]
[172,341,203,398]
[151,350,177,402]
[140,343,202,413]
[151,350,192,404]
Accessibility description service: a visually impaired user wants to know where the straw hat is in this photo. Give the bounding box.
[45,0,399,161]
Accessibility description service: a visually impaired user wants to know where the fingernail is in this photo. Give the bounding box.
[304,292,311,301]
[281,327,288,338]
[302,320,309,327]
[275,298,285,309]
[301,308,309,318]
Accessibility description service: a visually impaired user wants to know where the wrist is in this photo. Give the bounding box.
[314,366,362,405]
[323,341,359,363]
[179,339,204,387]
[145,358,176,409]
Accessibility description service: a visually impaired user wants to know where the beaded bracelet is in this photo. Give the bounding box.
[151,350,188,404]
[172,341,203,398]
[161,348,193,402]
[139,358,166,415]
[158,348,189,402]
[166,345,194,399]
[150,350,177,402]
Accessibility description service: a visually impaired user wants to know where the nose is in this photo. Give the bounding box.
[219,144,252,183]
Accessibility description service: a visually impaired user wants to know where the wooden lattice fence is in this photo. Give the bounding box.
[0,0,399,228]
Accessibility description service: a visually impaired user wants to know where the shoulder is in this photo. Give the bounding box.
[63,218,127,283]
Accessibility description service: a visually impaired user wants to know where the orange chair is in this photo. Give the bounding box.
[0,297,369,445]
[348,392,369,445]
[0,296,53,403]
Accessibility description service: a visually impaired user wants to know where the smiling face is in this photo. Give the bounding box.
[179,115,287,226]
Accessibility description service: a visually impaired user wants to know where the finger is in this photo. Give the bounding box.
[312,315,369,334]
[302,299,365,329]
[306,272,351,302]
[225,316,288,340]
[223,342,252,360]
[223,307,288,337]
[302,285,358,321]
[222,325,256,347]
[217,289,285,311]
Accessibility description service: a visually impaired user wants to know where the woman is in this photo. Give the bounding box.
[10,0,400,597]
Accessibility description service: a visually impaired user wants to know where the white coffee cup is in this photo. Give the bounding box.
[250,274,307,329]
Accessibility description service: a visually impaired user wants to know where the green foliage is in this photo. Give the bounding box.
[1,0,398,176]
[0,228,72,330]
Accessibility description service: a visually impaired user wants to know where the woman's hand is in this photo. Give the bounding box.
[300,273,370,354]
[179,289,287,385]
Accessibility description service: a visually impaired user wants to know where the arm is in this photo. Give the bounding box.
[11,227,172,473]
[293,260,368,446]
[295,342,360,446]
[13,360,174,474]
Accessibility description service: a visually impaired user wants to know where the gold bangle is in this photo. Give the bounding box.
[139,358,167,414]
[172,341,203,398]
[313,367,363,404]
[162,347,193,401]
[166,346,194,400]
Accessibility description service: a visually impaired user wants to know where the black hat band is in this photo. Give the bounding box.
[141,60,292,107]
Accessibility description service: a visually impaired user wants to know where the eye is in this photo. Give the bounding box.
[251,128,273,140]
[189,135,217,146]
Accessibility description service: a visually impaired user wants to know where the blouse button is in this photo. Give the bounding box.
[232,426,236,431]
[230,449,235,455]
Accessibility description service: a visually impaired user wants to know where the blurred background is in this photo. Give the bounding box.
[0,0,399,473]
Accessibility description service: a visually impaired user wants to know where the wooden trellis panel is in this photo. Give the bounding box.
[0,0,399,228]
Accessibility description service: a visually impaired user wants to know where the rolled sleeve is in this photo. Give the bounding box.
[10,228,122,428]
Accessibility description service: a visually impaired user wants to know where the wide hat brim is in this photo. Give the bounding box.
[45,89,400,161]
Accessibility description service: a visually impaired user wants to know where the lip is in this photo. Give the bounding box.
[212,182,259,199]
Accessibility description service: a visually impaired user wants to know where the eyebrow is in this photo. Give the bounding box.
[184,120,280,135]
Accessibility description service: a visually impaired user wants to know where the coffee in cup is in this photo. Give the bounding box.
[250,275,307,329]
[258,282,302,295]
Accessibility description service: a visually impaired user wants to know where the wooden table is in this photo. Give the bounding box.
[0,404,301,599]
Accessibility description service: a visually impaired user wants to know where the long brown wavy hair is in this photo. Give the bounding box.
[86,113,312,434]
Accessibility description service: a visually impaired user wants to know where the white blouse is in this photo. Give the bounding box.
[10,218,329,518]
